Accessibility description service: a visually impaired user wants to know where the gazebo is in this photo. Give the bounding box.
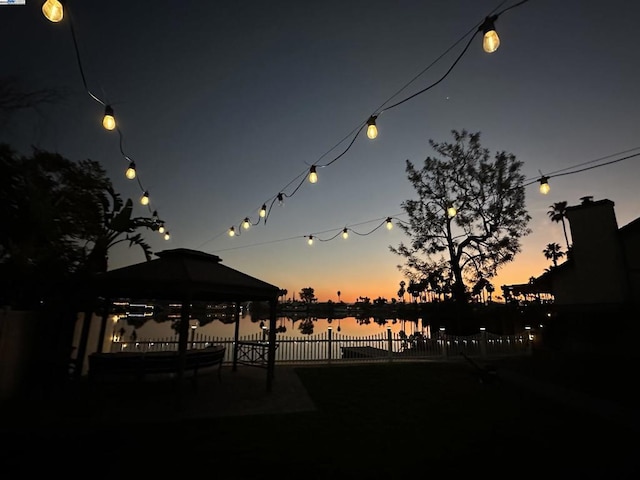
[84,248,280,392]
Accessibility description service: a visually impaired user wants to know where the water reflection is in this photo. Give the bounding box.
[117,313,426,341]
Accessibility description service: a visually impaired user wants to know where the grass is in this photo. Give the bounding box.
[2,354,638,479]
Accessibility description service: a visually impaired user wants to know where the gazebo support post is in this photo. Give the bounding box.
[96,298,111,354]
[232,302,241,372]
[266,298,277,392]
[174,295,191,410]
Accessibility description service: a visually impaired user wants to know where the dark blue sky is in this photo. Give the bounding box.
[3,0,640,301]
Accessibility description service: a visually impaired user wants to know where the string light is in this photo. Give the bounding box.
[386,217,393,230]
[195,1,534,239]
[213,139,638,252]
[158,223,165,234]
[43,3,171,237]
[45,0,533,249]
[125,161,136,180]
[228,226,236,237]
[163,231,170,241]
[242,218,251,229]
[538,177,550,195]
[102,105,116,131]
[447,204,457,218]
[342,228,349,240]
[479,15,500,53]
[307,235,314,246]
[366,116,378,140]
[42,0,63,23]
[308,165,318,184]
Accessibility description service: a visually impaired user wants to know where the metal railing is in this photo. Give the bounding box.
[110,329,533,365]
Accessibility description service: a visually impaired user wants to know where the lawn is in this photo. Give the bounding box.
[2,357,637,479]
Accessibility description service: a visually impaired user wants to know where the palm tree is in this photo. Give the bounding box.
[543,242,565,268]
[337,290,341,302]
[82,186,155,275]
[398,280,406,303]
[547,201,571,250]
[278,289,288,302]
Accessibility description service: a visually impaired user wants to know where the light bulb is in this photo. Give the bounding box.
[342,228,349,240]
[158,224,165,234]
[307,236,314,246]
[386,218,393,230]
[125,162,136,180]
[366,116,378,139]
[277,193,284,206]
[140,191,149,206]
[259,204,267,218]
[447,205,457,218]
[228,227,235,237]
[539,177,550,195]
[42,0,63,23]
[243,218,250,229]
[309,165,318,184]
[163,231,170,240]
[483,30,500,53]
[480,16,500,53]
[103,105,116,130]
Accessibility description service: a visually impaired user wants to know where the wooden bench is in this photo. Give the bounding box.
[88,345,226,385]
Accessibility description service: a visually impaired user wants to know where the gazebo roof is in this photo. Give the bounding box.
[91,248,279,302]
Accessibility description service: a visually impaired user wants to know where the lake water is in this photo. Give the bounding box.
[114,314,430,343]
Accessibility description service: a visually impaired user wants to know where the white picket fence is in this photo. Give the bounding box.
[110,329,533,365]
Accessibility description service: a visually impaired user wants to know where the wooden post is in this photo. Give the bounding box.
[327,327,332,364]
[440,327,448,359]
[232,303,240,372]
[480,328,488,358]
[387,327,393,362]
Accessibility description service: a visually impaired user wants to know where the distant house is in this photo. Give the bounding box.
[534,196,639,312]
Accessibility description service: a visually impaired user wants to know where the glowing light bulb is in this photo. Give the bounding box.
[480,16,500,53]
[103,105,116,130]
[309,165,318,184]
[140,191,150,206]
[447,205,457,218]
[228,227,235,237]
[243,218,250,229]
[259,204,267,218]
[386,218,393,230]
[163,231,170,241]
[366,115,378,139]
[42,0,63,23]
[158,224,165,234]
[342,228,349,240]
[539,177,550,195]
[125,162,136,180]
[307,236,314,246]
